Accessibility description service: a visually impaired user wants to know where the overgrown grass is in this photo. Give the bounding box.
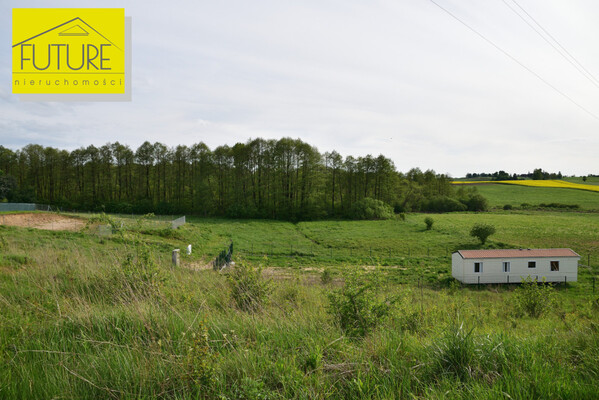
[1,211,599,398]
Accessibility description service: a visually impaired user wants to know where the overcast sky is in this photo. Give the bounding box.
[1,0,599,177]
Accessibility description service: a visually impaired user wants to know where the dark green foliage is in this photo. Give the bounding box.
[226,262,272,312]
[463,193,488,211]
[424,217,434,230]
[0,172,16,200]
[422,195,467,212]
[327,268,395,338]
[514,276,556,318]
[347,198,394,220]
[470,223,496,244]
[2,141,489,221]
[538,202,580,209]
[503,204,513,210]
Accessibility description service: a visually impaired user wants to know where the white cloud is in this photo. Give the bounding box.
[1,0,599,176]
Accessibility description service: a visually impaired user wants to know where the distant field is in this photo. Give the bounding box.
[454,179,599,193]
[473,183,599,210]
[563,176,599,186]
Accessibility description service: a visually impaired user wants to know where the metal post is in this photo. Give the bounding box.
[478,275,480,289]
[507,275,509,284]
[564,275,567,290]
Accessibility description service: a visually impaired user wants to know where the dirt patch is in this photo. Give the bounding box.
[183,261,214,271]
[0,213,86,231]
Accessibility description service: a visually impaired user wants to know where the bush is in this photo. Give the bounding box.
[424,217,434,230]
[422,196,467,212]
[503,204,513,210]
[327,268,395,338]
[348,198,394,220]
[464,194,488,211]
[514,276,556,318]
[226,262,271,312]
[321,269,333,284]
[119,240,166,295]
[470,223,496,244]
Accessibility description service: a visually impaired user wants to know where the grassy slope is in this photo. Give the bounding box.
[1,213,599,399]
[467,183,599,210]
[563,176,599,186]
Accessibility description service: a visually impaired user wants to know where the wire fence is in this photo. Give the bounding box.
[213,242,233,271]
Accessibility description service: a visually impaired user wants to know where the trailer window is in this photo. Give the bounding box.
[474,262,482,273]
[503,262,510,272]
[551,261,559,271]
[528,261,536,268]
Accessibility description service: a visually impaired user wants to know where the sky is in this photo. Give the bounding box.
[1,0,599,177]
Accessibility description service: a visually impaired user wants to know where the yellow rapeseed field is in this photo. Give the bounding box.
[453,179,599,193]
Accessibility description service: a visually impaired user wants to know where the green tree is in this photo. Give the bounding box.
[424,216,434,230]
[470,223,496,244]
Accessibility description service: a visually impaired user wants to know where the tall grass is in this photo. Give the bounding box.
[1,215,599,398]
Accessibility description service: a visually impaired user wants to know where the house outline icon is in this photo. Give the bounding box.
[12,17,122,51]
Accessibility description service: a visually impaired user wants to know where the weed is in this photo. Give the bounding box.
[514,276,555,318]
[321,269,333,284]
[327,268,396,338]
[119,239,166,295]
[226,262,272,312]
[183,320,217,394]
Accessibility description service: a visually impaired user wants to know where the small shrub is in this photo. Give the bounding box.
[321,269,333,284]
[503,204,513,210]
[470,223,496,244]
[398,212,406,221]
[424,217,434,230]
[514,276,555,318]
[226,262,271,312]
[183,320,216,393]
[120,240,166,295]
[327,268,396,338]
[464,193,489,212]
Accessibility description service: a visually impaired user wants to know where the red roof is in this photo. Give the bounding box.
[456,248,579,259]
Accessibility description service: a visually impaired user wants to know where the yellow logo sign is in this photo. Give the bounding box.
[12,8,125,94]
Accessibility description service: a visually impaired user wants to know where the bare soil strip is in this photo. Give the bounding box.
[0,213,86,231]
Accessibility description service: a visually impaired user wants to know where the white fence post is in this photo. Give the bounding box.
[172,249,180,266]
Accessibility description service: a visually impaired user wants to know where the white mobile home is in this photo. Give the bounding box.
[451,248,580,284]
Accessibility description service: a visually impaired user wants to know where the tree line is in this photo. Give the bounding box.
[0,138,487,220]
[465,169,564,181]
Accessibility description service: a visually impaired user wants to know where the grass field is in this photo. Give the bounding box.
[1,209,599,399]
[472,184,599,210]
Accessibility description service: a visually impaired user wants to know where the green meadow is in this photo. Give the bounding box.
[1,205,599,399]
[465,182,599,210]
